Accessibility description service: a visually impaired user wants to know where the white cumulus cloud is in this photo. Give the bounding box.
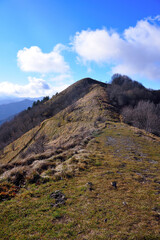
[72,17,160,80]
[17,45,70,73]
[0,77,69,98]
[72,29,122,64]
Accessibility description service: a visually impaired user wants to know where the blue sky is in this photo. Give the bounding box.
[0,0,160,98]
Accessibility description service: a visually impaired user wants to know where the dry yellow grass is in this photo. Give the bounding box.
[0,82,160,239]
[0,84,119,182]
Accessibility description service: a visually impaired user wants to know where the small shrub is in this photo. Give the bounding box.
[26,171,40,184]
[0,183,19,201]
[66,115,72,122]
[32,160,53,173]
[44,168,55,176]
[57,121,61,127]
[78,162,87,171]
[70,157,78,164]
[93,160,102,166]
[7,167,27,186]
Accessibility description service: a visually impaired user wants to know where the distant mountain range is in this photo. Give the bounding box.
[0,96,33,105]
[0,99,36,125]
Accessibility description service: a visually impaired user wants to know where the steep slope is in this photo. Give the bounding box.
[0,82,119,177]
[0,79,160,239]
[0,78,106,150]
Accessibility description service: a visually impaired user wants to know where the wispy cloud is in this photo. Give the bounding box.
[72,16,160,80]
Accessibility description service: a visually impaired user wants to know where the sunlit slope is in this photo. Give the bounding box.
[0,78,108,164]
[0,83,119,178]
[0,121,160,239]
[0,78,160,239]
[0,78,107,151]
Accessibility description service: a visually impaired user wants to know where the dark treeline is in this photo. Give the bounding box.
[107,74,160,136]
[0,96,50,150]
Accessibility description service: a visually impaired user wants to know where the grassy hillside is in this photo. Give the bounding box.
[0,122,160,239]
[0,78,106,150]
[0,82,118,168]
[0,79,160,239]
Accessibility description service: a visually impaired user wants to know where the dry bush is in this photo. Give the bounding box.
[0,163,14,175]
[69,157,79,164]
[19,156,37,166]
[94,121,98,128]
[121,106,134,125]
[31,160,55,173]
[57,121,61,127]
[19,134,47,159]
[54,168,75,180]
[0,183,19,201]
[2,165,44,185]
[52,133,59,140]
[66,115,72,122]
[26,171,40,184]
[6,166,28,186]
[67,102,76,114]
[78,162,87,171]
[122,101,160,136]
[0,159,54,185]
[96,116,106,123]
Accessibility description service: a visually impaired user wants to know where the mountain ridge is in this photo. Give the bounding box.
[0,78,108,150]
[0,77,160,239]
[0,81,118,165]
[0,99,35,124]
